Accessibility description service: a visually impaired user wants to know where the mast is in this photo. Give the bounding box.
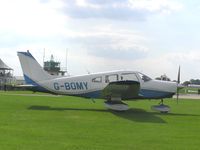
[43,48,45,67]
[66,48,68,73]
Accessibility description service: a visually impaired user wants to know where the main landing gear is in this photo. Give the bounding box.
[104,100,129,111]
[151,99,170,113]
[104,98,170,113]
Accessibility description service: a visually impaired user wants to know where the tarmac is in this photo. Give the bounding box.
[173,94,200,99]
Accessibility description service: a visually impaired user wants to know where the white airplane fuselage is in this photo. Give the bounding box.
[18,52,177,99]
[18,51,179,112]
[18,51,177,100]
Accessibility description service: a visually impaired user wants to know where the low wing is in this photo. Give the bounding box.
[102,80,140,100]
[15,84,36,88]
[14,84,38,92]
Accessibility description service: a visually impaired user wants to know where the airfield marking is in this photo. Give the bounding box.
[173,94,200,99]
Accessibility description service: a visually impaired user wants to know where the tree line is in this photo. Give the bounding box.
[155,74,200,86]
[182,79,200,86]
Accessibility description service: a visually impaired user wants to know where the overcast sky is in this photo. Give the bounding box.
[0,0,200,81]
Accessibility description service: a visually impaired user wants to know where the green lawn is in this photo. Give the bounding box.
[0,91,200,150]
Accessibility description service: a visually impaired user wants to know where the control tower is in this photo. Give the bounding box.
[43,55,66,76]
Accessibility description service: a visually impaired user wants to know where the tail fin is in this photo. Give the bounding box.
[17,51,54,85]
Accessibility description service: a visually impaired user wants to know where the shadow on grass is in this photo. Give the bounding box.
[28,105,108,112]
[28,105,200,123]
[111,108,166,123]
[28,105,170,123]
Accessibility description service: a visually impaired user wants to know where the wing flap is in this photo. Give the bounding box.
[102,80,140,100]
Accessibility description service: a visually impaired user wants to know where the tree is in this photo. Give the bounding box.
[190,79,200,85]
[183,81,191,86]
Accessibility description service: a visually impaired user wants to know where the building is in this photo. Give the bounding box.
[43,54,66,76]
[0,59,14,90]
[14,76,25,85]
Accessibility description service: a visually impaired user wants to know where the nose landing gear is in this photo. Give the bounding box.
[151,99,170,113]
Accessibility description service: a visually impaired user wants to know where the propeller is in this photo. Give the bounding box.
[176,66,181,104]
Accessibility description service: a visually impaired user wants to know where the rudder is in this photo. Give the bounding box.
[18,51,54,84]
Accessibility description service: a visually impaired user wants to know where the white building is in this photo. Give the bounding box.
[0,59,14,89]
[14,76,25,85]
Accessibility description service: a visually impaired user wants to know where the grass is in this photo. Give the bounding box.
[0,91,200,150]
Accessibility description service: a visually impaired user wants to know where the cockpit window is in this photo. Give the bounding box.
[138,73,152,82]
[105,74,118,83]
[121,73,139,81]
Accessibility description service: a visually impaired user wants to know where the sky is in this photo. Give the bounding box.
[0,0,200,82]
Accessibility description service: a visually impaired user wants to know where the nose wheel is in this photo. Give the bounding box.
[151,99,170,113]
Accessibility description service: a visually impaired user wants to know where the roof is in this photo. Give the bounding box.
[0,59,13,70]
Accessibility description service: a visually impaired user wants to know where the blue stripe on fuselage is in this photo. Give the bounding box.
[24,74,38,86]
[23,74,174,99]
[139,89,174,99]
[75,89,175,99]
[23,74,49,92]
[75,90,101,98]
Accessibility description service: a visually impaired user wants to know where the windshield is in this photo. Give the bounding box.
[138,73,152,82]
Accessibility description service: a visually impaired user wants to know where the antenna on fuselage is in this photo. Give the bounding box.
[43,48,45,67]
[85,68,91,74]
[66,48,68,73]
[65,48,70,76]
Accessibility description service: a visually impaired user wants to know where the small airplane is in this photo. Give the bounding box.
[17,51,180,113]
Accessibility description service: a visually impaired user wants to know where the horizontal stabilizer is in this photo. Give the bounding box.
[15,84,36,88]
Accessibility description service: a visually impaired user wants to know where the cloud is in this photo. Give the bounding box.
[0,0,68,49]
[61,0,144,20]
[59,25,149,60]
[131,50,200,81]
[83,35,148,60]
[60,0,183,20]
[165,51,200,62]
[0,0,189,82]
[129,0,183,13]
